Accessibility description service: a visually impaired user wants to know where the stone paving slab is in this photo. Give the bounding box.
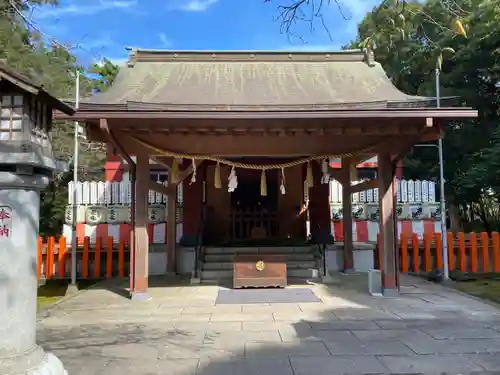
[377,354,486,373]
[289,355,389,375]
[198,357,293,375]
[35,275,500,374]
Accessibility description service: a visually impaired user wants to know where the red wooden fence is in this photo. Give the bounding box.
[377,232,500,273]
[37,232,500,280]
[38,236,129,280]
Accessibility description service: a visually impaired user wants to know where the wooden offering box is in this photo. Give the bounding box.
[233,255,287,288]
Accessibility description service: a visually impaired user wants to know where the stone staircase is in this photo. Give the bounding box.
[199,246,322,284]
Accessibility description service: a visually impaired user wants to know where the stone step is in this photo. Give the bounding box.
[203,246,315,255]
[200,268,320,281]
[204,253,316,263]
[202,260,317,271]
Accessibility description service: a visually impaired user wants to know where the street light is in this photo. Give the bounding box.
[71,70,80,286]
[413,142,448,280]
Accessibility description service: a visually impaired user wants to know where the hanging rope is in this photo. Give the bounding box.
[280,168,286,195]
[132,136,380,170]
[228,166,238,192]
[132,136,384,196]
[189,158,197,185]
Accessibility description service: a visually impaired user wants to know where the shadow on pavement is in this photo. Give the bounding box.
[36,274,500,374]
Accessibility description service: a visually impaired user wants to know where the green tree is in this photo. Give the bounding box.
[1,0,119,236]
[349,0,500,231]
[89,58,120,93]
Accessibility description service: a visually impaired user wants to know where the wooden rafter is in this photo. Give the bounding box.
[351,179,378,193]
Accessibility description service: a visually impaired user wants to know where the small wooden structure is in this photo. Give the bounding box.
[56,48,477,297]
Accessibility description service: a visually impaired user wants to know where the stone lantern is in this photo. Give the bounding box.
[0,62,74,375]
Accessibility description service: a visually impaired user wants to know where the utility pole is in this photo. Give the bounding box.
[435,67,449,280]
[71,70,80,286]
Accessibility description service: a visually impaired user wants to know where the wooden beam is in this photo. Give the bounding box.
[100,119,135,166]
[121,134,377,157]
[148,181,169,196]
[177,160,203,185]
[378,152,398,295]
[351,179,378,193]
[55,108,479,121]
[340,157,354,271]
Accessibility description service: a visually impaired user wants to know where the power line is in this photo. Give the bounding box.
[7,0,108,63]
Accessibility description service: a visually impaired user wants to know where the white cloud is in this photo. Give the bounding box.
[175,0,219,12]
[159,33,172,48]
[34,0,137,19]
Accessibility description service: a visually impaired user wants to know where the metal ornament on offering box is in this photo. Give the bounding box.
[255,260,265,271]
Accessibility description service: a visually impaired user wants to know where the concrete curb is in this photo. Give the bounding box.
[406,274,500,311]
[443,280,500,311]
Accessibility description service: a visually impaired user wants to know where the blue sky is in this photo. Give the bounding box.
[30,0,381,65]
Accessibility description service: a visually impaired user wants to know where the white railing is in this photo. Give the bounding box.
[68,179,435,206]
[329,179,436,204]
[67,181,184,206]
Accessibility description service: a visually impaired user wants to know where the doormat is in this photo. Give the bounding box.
[215,288,321,304]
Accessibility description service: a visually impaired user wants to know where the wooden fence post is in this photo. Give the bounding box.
[458,232,466,272]
[400,233,408,272]
[45,237,55,280]
[480,232,489,272]
[82,236,89,278]
[412,233,419,273]
[447,232,454,271]
[423,233,431,272]
[106,237,113,278]
[94,237,101,279]
[435,232,443,270]
[118,240,125,277]
[470,232,478,273]
[58,237,67,279]
[492,232,500,272]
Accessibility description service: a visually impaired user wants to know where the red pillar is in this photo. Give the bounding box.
[395,160,404,179]
[131,154,150,299]
[105,146,124,182]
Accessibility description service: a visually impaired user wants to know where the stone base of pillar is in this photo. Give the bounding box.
[382,288,400,297]
[3,347,67,375]
[341,268,356,274]
[64,284,79,297]
[190,277,201,285]
[322,273,335,284]
[130,291,151,301]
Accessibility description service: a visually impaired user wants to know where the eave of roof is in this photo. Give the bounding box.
[0,61,75,115]
[56,107,478,121]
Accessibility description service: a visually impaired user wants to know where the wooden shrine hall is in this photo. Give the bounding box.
[57,48,477,298]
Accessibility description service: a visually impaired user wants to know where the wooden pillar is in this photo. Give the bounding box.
[377,152,398,295]
[309,162,332,237]
[166,187,177,273]
[341,157,354,271]
[131,154,150,299]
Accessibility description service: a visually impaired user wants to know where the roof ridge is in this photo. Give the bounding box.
[125,48,367,66]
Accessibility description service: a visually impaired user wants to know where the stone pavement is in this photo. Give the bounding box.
[36,275,500,375]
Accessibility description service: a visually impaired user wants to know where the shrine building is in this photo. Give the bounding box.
[57,48,477,297]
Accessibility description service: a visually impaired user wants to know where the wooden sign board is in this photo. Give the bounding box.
[233,254,287,289]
